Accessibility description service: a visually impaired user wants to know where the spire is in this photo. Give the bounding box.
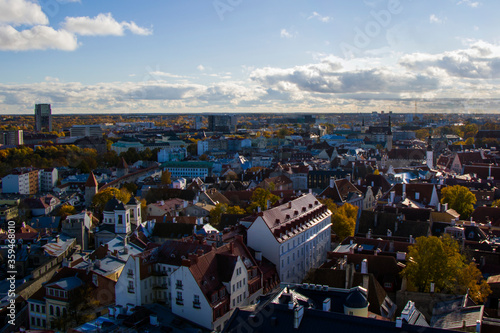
[362,117,365,127]
[85,171,98,188]
[387,116,392,135]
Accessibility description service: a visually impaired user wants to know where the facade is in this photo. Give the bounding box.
[244,193,332,283]
[208,115,237,132]
[70,125,103,138]
[161,161,213,180]
[2,169,39,194]
[115,237,268,332]
[35,104,52,132]
[61,211,93,250]
[39,168,58,192]
[0,130,23,145]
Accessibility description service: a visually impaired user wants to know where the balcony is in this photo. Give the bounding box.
[127,287,135,293]
[175,283,183,290]
[154,283,168,290]
[127,272,134,278]
[176,298,184,306]
[193,301,201,309]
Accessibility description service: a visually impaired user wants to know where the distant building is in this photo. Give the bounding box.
[208,115,237,133]
[160,161,213,180]
[70,125,103,138]
[39,168,58,192]
[34,104,52,132]
[0,130,23,145]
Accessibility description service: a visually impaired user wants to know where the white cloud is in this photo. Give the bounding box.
[0,25,78,51]
[197,64,205,71]
[280,28,296,39]
[429,14,446,24]
[62,13,152,36]
[457,0,480,8]
[0,0,48,26]
[307,12,331,23]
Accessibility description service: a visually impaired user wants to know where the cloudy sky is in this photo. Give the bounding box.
[1,0,500,114]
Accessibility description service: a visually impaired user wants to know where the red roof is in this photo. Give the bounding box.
[85,171,98,187]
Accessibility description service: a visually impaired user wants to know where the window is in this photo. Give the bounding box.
[118,215,123,225]
[56,307,60,316]
[37,318,40,326]
[30,304,34,311]
[193,295,201,309]
[50,305,54,315]
[176,291,183,305]
[31,317,35,326]
[42,320,46,327]
[41,305,45,313]
[128,281,135,293]
[36,304,40,313]
[175,280,183,290]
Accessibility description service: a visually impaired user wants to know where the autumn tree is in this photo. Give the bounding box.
[402,235,491,303]
[247,188,280,213]
[320,199,358,241]
[492,199,500,208]
[440,185,476,219]
[56,204,76,220]
[161,169,172,185]
[92,187,131,214]
[209,203,246,228]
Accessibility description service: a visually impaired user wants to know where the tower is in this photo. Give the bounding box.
[114,202,131,235]
[34,104,52,132]
[126,196,142,225]
[386,116,393,151]
[116,157,129,178]
[84,171,98,207]
[426,135,434,169]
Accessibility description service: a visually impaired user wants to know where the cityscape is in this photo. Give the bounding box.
[2,1,500,333]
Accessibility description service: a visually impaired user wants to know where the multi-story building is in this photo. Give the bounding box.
[61,211,93,250]
[160,161,213,180]
[114,236,275,332]
[39,168,58,192]
[34,104,52,132]
[0,130,23,145]
[207,114,237,133]
[2,169,39,194]
[243,193,332,283]
[70,125,103,138]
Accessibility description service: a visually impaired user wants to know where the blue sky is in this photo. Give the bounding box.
[1,0,500,114]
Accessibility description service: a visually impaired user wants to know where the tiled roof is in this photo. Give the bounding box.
[257,193,330,242]
[85,171,98,187]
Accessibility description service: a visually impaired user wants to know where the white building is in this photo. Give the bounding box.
[39,168,58,192]
[114,237,269,332]
[95,197,141,247]
[2,169,39,194]
[243,193,332,283]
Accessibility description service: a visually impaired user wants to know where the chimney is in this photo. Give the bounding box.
[476,320,481,333]
[188,253,198,264]
[293,305,304,329]
[323,298,331,312]
[396,317,403,328]
[361,259,368,274]
[362,274,369,291]
[330,177,335,188]
[402,183,406,199]
[390,191,395,204]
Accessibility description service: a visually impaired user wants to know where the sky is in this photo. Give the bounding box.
[1,0,500,115]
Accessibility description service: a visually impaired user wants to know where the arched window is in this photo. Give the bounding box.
[56,307,60,316]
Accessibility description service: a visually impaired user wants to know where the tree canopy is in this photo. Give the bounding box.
[320,199,358,241]
[440,185,476,219]
[247,188,280,213]
[209,203,245,228]
[92,187,131,214]
[402,235,491,303]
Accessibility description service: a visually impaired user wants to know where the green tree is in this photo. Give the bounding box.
[402,235,491,303]
[210,204,246,227]
[247,188,280,213]
[440,185,476,219]
[492,199,500,208]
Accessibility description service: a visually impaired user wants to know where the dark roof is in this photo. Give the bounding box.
[103,197,121,212]
[152,222,194,239]
[345,288,368,308]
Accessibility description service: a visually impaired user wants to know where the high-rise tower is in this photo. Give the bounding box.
[34,104,52,132]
